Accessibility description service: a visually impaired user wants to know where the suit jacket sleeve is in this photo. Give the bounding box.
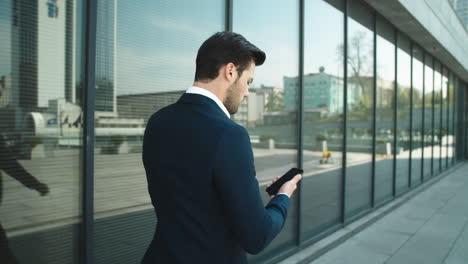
[213,126,290,254]
[0,139,41,190]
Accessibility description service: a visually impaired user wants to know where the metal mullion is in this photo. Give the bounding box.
[409,42,414,188]
[451,73,456,164]
[421,53,425,182]
[392,31,398,197]
[225,0,232,31]
[445,68,449,168]
[431,59,435,176]
[297,0,304,246]
[439,65,443,172]
[83,0,97,263]
[341,0,348,224]
[371,13,377,207]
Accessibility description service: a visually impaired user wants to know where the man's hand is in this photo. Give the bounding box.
[267,174,302,199]
[35,182,50,196]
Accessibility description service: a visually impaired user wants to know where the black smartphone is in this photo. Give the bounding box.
[265,168,304,196]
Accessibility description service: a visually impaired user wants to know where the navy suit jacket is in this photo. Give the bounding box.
[142,93,290,263]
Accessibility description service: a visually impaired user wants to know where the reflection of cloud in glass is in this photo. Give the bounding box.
[147,15,202,38]
[376,36,394,81]
[304,0,343,78]
[116,0,224,95]
[233,0,298,88]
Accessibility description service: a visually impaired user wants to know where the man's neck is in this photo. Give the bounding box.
[193,81,226,103]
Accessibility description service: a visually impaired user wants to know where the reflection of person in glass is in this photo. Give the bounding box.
[142,32,302,263]
[0,133,49,264]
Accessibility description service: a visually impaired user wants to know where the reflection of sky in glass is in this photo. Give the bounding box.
[434,63,442,93]
[0,1,11,76]
[398,48,411,86]
[413,53,424,93]
[233,0,298,88]
[377,36,394,81]
[425,59,434,96]
[304,0,343,77]
[348,19,373,77]
[117,0,224,95]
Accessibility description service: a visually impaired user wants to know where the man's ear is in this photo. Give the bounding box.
[224,62,236,82]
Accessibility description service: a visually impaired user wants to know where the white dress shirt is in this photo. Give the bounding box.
[185,86,291,199]
[186,86,230,118]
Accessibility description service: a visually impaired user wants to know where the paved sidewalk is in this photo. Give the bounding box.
[311,163,468,264]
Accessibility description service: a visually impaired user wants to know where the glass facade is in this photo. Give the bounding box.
[423,55,434,179]
[395,33,412,194]
[0,0,466,263]
[93,1,225,263]
[302,0,344,241]
[0,0,85,263]
[345,0,374,218]
[374,17,395,204]
[411,45,424,186]
[232,0,300,261]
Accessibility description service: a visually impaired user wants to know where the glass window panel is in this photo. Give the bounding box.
[345,0,374,218]
[395,34,411,194]
[233,0,299,261]
[433,61,442,174]
[423,55,433,179]
[411,45,424,186]
[448,73,455,164]
[302,0,344,240]
[441,68,449,169]
[374,17,394,203]
[93,1,225,262]
[0,0,85,262]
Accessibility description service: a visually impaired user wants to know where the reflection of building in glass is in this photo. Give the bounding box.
[0,76,12,108]
[95,0,117,115]
[376,78,394,107]
[117,91,185,123]
[284,67,349,113]
[11,0,69,110]
[232,88,267,127]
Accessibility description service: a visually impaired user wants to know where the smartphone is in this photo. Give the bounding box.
[265,168,304,196]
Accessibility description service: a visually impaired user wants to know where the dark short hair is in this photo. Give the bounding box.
[194,31,266,81]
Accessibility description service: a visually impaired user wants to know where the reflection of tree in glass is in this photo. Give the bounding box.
[337,31,373,116]
[265,91,284,112]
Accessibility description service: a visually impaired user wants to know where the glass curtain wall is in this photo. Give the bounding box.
[301,0,344,241]
[0,0,86,263]
[433,61,442,174]
[233,0,299,262]
[345,0,374,218]
[441,68,448,169]
[423,55,434,179]
[411,45,424,186]
[395,34,411,194]
[374,17,395,204]
[93,1,225,263]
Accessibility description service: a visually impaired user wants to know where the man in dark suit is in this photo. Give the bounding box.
[142,31,302,263]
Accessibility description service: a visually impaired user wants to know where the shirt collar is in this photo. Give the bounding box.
[186,86,230,119]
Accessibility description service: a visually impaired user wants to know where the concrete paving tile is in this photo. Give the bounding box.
[376,215,426,235]
[386,214,466,264]
[444,220,468,264]
[353,229,411,256]
[312,240,389,264]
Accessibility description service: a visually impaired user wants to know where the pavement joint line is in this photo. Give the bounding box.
[385,174,459,263]
[279,162,466,264]
[440,206,468,263]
